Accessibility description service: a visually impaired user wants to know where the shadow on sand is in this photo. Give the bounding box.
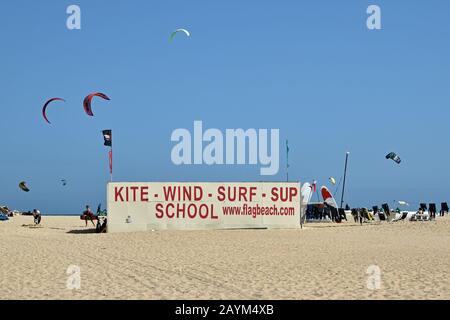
[67,228,97,234]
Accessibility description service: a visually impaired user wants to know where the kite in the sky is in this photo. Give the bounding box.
[170,28,190,41]
[329,177,336,185]
[42,98,66,124]
[19,181,30,192]
[83,93,110,116]
[61,179,67,187]
[386,152,402,164]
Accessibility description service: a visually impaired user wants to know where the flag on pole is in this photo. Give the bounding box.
[102,130,113,180]
[102,130,112,147]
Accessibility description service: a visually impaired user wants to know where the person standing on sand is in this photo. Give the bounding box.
[82,205,96,227]
[32,209,41,225]
[351,208,359,223]
[359,208,365,225]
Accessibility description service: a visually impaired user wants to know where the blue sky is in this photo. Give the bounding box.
[1,0,449,213]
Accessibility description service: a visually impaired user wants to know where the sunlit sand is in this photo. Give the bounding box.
[1,215,449,300]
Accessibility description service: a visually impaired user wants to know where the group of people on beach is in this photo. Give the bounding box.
[306,203,348,223]
[307,201,449,225]
[2,204,105,228]
[27,204,106,231]
[27,205,98,227]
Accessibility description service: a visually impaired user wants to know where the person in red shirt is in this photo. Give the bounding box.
[82,205,96,227]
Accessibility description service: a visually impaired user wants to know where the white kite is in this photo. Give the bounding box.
[170,28,190,41]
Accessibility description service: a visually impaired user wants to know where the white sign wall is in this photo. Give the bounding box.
[107,182,301,233]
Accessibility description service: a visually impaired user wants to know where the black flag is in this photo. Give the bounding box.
[102,130,112,147]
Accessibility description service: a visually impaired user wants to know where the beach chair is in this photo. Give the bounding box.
[440,202,449,216]
[415,211,430,222]
[373,206,385,221]
[400,212,408,221]
[415,204,428,221]
[390,210,409,222]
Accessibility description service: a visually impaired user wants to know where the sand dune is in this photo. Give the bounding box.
[1,215,449,300]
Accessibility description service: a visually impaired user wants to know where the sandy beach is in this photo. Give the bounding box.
[1,215,449,300]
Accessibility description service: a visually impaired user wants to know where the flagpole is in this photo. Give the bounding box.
[110,146,113,182]
[340,152,350,209]
[286,140,289,182]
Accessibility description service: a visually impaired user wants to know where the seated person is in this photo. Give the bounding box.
[81,205,96,227]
